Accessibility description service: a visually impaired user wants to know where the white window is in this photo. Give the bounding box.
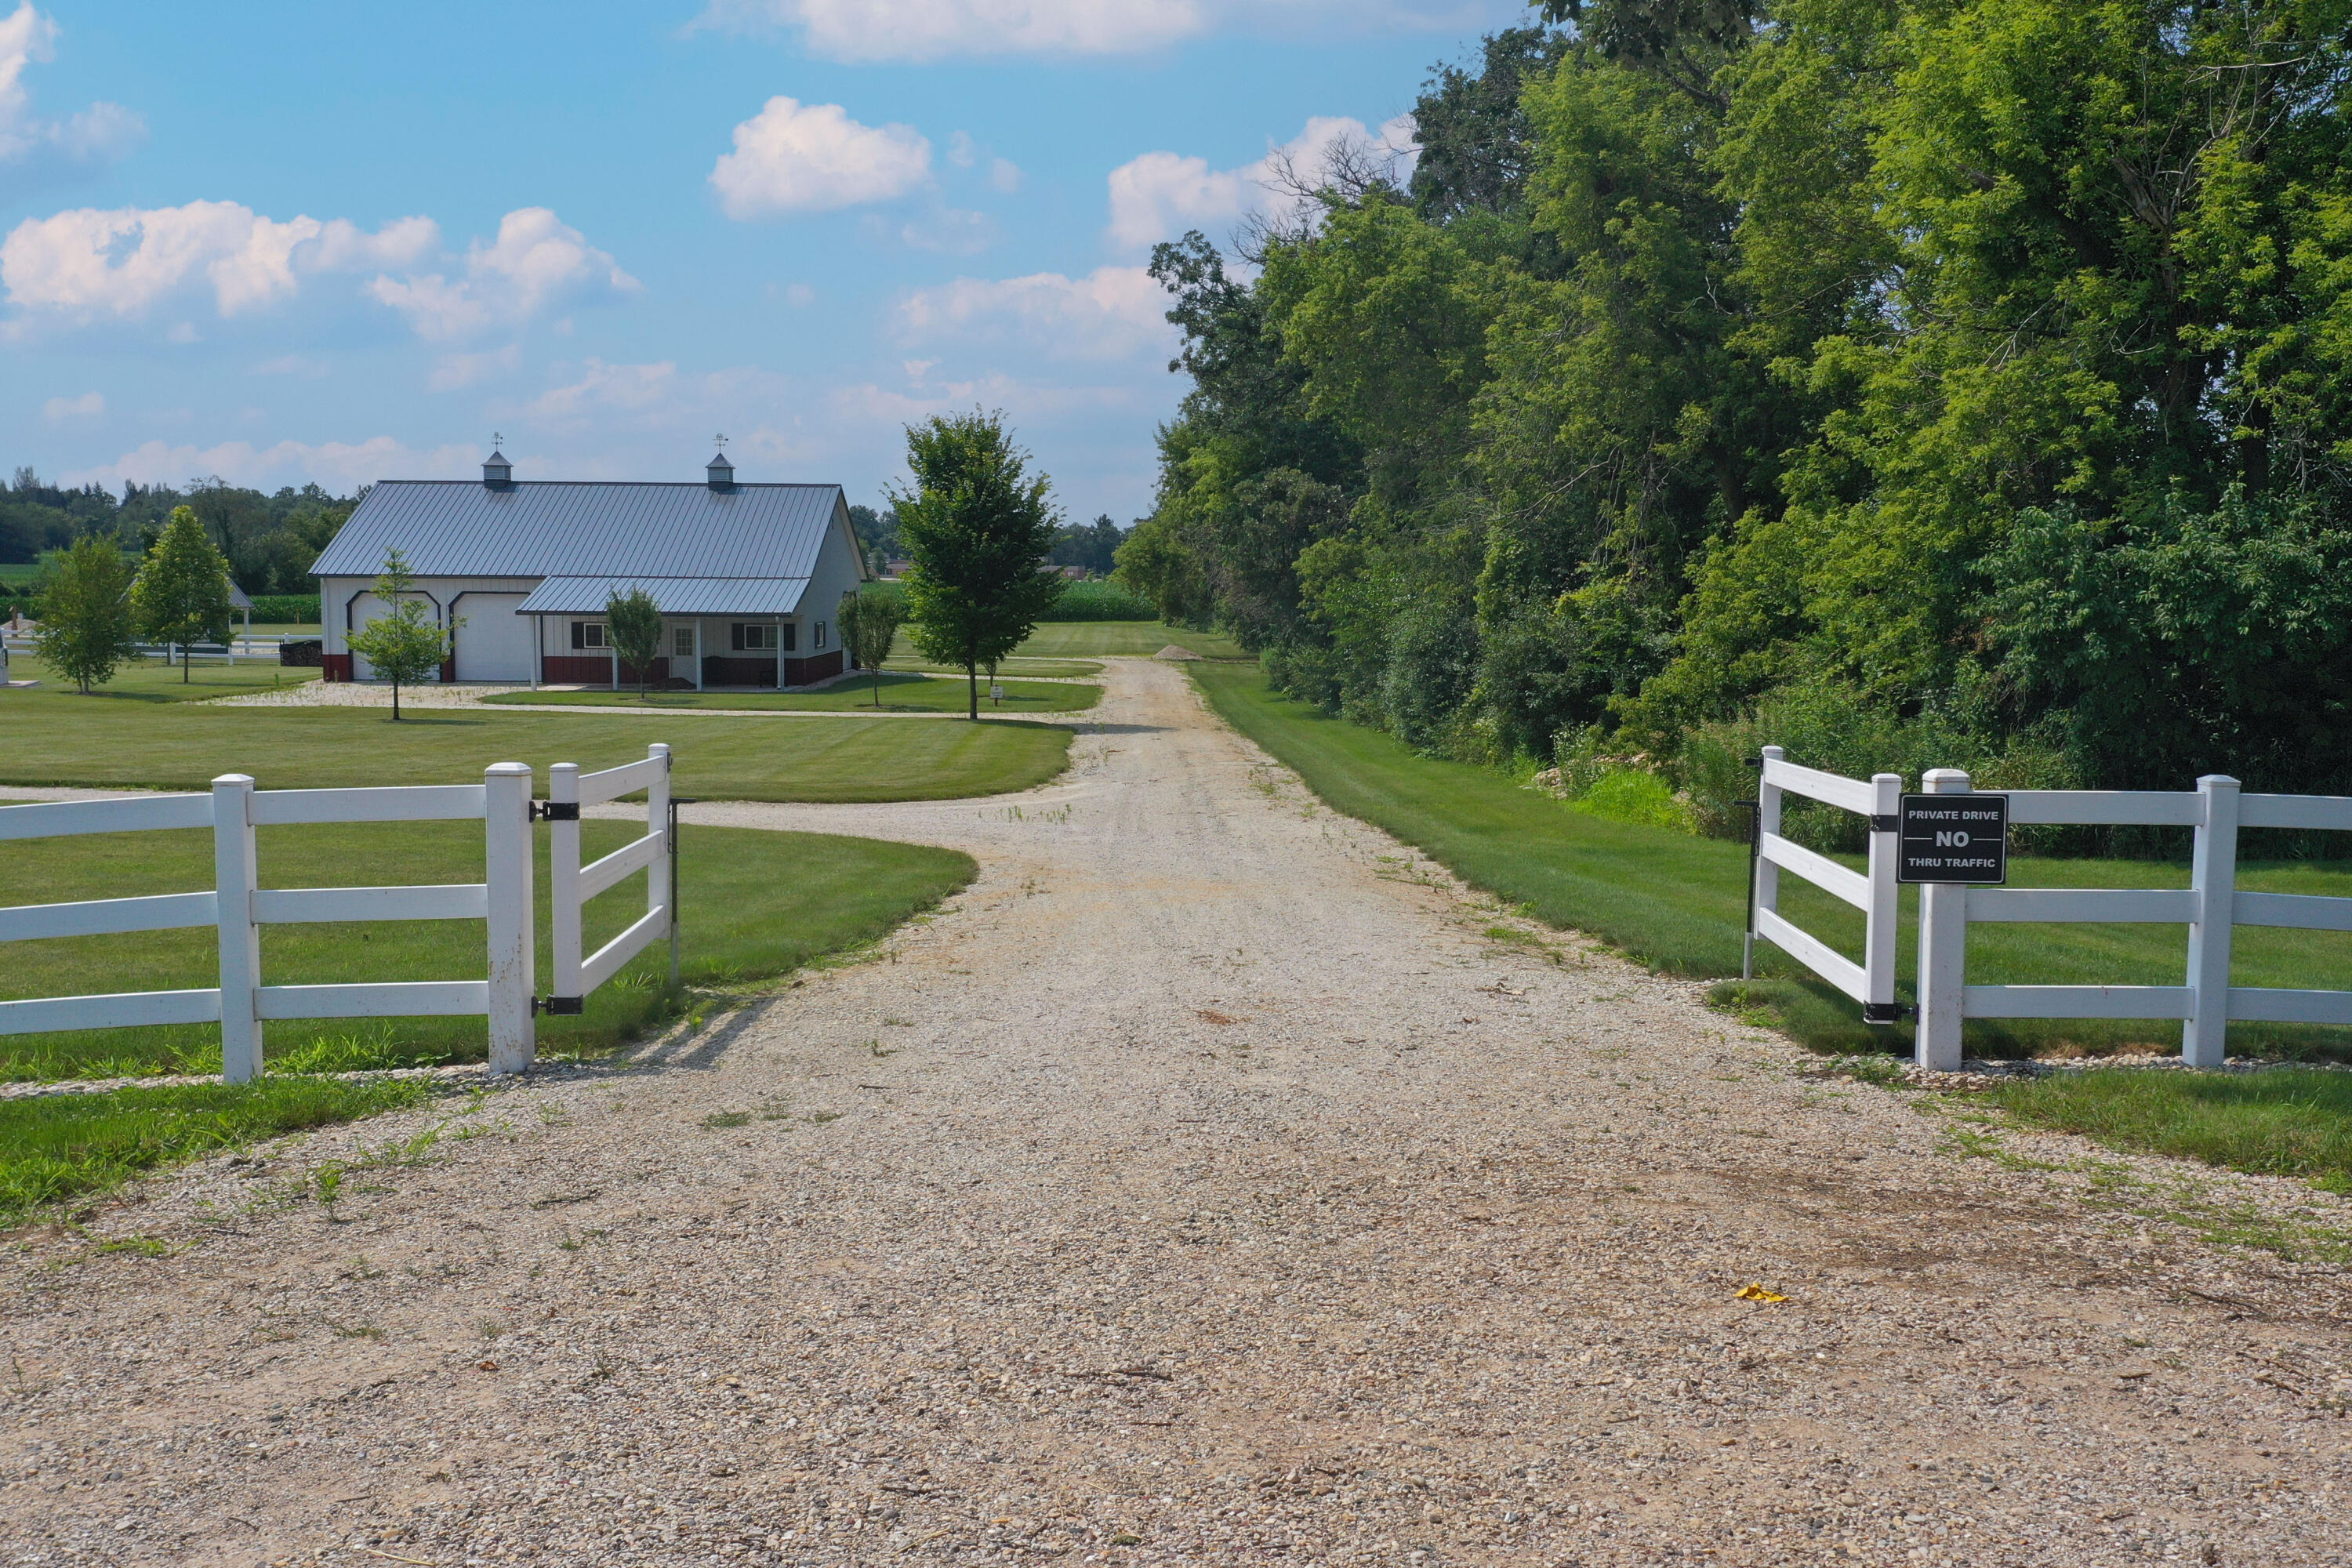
[731,622,778,652]
[814,621,827,648]
[672,626,694,657]
[572,621,608,649]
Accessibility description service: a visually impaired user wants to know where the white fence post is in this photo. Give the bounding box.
[1864,771,1902,1023]
[647,742,676,988]
[1755,746,1784,960]
[212,774,262,1084]
[548,761,582,1011]
[484,762,536,1075]
[1915,768,1973,1071]
[2183,774,2241,1069]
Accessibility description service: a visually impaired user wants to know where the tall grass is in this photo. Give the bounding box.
[1985,1069,2352,1191]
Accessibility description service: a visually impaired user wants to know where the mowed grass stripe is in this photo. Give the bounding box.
[481,672,1102,714]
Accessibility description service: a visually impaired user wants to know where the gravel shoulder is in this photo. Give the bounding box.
[5,657,2348,1566]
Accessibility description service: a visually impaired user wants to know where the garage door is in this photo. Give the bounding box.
[453,595,533,682]
[345,592,389,681]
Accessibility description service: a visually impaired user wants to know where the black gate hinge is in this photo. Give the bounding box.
[531,800,580,822]
[534,996,584,1016]
[1860,1001,1911,1025]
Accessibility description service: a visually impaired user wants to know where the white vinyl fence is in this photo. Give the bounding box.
[543,745,676,1015]
[1744,746,1904,1024]
[0,760,582,1081]
[1746,754,2352,1069]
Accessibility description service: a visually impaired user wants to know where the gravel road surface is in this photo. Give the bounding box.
[5,657,2348,1566]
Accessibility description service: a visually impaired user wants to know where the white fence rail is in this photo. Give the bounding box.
[544,744,675,1015]
[1748,752,2352,1070]
[1746,746,1904,1023]
[0,764,539,1081]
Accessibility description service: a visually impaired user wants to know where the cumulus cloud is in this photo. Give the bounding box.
[41,388,100,422]
[365,208,637,341]
[63,436,479,494]
[1106,113,1417,251]
[692,0,1202,62]
[896,265,1174,361]
[525,358,681,423]
[0,201,436,321]
[0,3,143,176]
[710,97,931,220]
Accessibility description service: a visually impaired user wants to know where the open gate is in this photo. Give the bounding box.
[542,743,676,1014]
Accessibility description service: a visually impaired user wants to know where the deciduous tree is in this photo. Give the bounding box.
[31,535,138,694]
[132,506,234,682]
[346,549,456,720]
[604,587,663,699]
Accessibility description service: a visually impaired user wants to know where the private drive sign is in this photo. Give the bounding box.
[1898,793,2009,884]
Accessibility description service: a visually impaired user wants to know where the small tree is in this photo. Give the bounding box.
[891,411,1065,719]
[345,548,456,720]
[31,535,139,694]
[837,586,906,707]
[604,586,664,699]
[131,505,234,682]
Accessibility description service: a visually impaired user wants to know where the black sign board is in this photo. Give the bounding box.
[1897,793,2009,884]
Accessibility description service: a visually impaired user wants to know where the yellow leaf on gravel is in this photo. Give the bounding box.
[1734,1283,1788,1303]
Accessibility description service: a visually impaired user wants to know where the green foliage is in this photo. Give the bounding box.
[1569,768,1697,833]
[1985,1069,2352,1191]
[30,534,139,694]
[892,410,1068,717]
[602,586,663,699]
[837,586,909,706]
[344,548,455,719]
[1130,2,2352,831]
[248,593,320,623]
[130,506,233,681]
[1048,515,1127,576]
[1040,579,1157,621]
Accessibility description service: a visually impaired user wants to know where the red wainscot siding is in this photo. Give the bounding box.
[539,655,670,686]
[321,654,354,682]
[784,651,844,687]
[700,656,778,688]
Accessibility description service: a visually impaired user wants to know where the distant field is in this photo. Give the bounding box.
[0,654,1071,801]
[1013,622,1247,658]
[483,671,1102,714]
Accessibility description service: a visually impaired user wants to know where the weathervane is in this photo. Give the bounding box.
[492,431,504,448]
[713,433,729,452]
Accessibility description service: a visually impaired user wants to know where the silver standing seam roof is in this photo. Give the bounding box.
[310,482,855,610]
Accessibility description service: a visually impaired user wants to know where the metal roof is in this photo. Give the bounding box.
[513,576,809,617]
[311,481,850,581]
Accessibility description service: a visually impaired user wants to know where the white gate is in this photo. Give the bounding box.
[1745,745,1904,1024]
[542,744,674,1015]
[0,764,536,1080]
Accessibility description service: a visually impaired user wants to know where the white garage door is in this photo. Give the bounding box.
[454,595,533,682]
[345,592,389,681]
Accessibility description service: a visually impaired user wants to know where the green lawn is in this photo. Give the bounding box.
[481,671,1102,714]
[1011,621,1249,658]
[5,655,319,702]
[1984,1069,2352,1194]
[0,1076,434,1229]
[1192,661,2352,1062]
[0,655,1071,801]
[0,818,976,1081]
[882,652,1105,679]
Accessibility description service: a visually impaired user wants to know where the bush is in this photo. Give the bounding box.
[1570,768,1697,833]
[249,593,320,623]
[1039,580,1158,621]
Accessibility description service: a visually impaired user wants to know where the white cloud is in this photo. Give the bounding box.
[896,265,1174,361]
[524,358,680,423]
[426,344,523,392]
[693,0,1202,62]
[363,208,637,341]
[894,206,997,256]
[989,157,1024,194]
[40,388,99,422]
[0,201,436,321]
[1105,112,1418,251]
[63,436,479,494]
[709,96,931,220]
[784,282,815,307]
[0,3,143,174]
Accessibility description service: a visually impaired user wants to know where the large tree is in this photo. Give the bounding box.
[31,535,139,693]
[131,505,234,682]
[891,412,1065,720]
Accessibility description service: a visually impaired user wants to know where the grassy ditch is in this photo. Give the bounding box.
[0,653,1071,801]
[482,672,1102,714]
[0,1076,433,1229]
[1192,661,2352,1063]
[0,819,976,1080]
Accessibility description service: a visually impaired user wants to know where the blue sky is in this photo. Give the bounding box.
[1,1,1519,522]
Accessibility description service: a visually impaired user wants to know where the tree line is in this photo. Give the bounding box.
[2,470,360,608]
[1113,0,2352,844]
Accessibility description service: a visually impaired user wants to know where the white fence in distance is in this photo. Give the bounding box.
[0,764,541,1081]
[1745,753,2352,1069]
[543,744,675,1015]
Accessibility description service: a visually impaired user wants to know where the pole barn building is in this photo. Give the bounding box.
[310,450,871,689]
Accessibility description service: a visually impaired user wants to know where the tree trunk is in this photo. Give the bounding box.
[392,679,401,720]
[182,648,190,683]
[967,662,978,720]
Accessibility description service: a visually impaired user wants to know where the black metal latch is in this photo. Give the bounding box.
[1861,1001,1911,1025]
[1868,814,1899,833]
[534,996,584,1016]
[531,800,580,822]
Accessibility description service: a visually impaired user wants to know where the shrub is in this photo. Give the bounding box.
[249,593,320,623]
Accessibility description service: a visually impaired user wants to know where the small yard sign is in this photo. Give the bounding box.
[1897,793,2009,884]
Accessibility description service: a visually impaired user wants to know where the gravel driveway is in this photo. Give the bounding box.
[5,658,2348,1566]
